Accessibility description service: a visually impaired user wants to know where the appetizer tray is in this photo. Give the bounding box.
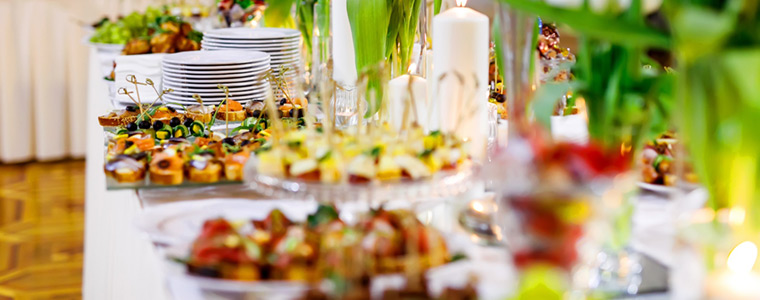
[245,159,478,204]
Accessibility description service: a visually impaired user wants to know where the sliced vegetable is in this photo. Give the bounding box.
[189,121,205,137]
[155,128,172,140]
[173,125,189,138]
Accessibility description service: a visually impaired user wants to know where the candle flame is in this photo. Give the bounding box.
[728,241,758,273]
[471,201,485,213]
[408,63,417,74]
[456,0,467,7]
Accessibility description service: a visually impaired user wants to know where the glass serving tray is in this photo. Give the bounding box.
[244,156,479,204]
[102,122,245,191]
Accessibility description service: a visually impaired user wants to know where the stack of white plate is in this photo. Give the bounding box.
[161,50,271,110]
[201,28,301,98]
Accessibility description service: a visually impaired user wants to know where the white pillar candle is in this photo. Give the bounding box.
[432,1,489,160]
[331,0,357,87]
[388,74,428,130]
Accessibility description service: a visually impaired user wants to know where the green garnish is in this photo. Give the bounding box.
[155,128,172,140]
[652,154,672,170]
[190,121,205,137]
[173,125,189,138]
[242,117,258,129]
[418,149,434,158]
[318,150,332,162]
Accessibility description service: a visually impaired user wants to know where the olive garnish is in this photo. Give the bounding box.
[241,140,251,147]
[222,137,236,146]
[157,160,171,169]
[125,122,138,131]
[279,98,287,106]
[183,118,194,127]
[153,120,164,131]
[169,117,181,127]
[125,105,138,112]
[251,110,262,118]
[138,120,152,130]
[167,106,177,113]
[124,140,135,149]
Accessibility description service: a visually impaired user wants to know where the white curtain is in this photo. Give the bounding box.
[0,0,164,163]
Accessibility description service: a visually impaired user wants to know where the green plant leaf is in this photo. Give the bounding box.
[496,0,671,49]
[264,0,297,28]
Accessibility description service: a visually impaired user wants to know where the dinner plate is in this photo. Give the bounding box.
[163,83,269,93]
[162,75,263,85]
[201,47,301,57]
[164,95,263,104]
[166,88,267,98]
[162,68,265,77]
[203,27,301,40]
[201,39,300,48]
[163,50,270,66]
[162,61,270,71]
[163,79,269,89]
[202,36,300,44]
[200,42,299,50]
[637,181,701,194]
[200,45,300,56]
[135,199,317,245]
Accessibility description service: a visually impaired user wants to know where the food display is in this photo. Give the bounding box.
[174,205,463,298]
[254,126,471,184]
[641,132,698,186]
[536,23,576,116]
[89,7,164,45]
[99,81,309,188]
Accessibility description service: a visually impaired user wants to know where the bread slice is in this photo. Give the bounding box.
[98,111,139,127]
[188,162,223,183]
[225,163,244,181]
[216,110,246,122]
[110,167,146,182]
[149,169,183,185]
[186,105,214,124]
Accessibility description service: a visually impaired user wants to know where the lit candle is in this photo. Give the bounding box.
[388,66,428,130]
[431,0,489,160]
[706,241,760,300]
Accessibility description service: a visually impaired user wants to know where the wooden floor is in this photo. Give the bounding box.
[0,160,85,300]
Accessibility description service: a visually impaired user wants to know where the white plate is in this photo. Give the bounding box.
[637,181,702,194]
[166,87,267,97]
[165,96,263,104]
[162,68,265,77]
[200,44,300,55]
[163,50,270,66]
[164,83,269,93]
[163,77,260,87]
[201,42,300,50]
[199,45,300,53]
[201,39,300,48]
[202,36,300,44]
[162,75,262,85]
[162,61,270,71]
[203,28,301,40]
[163,79,268,89]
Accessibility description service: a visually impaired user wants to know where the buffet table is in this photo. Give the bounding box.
[83,47,680,300]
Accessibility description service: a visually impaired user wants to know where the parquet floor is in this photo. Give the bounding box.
[0,160,85,300]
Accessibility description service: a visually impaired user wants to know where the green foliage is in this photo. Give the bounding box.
[264,0,297,28]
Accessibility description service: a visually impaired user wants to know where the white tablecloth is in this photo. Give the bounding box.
[83,46,170,300]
